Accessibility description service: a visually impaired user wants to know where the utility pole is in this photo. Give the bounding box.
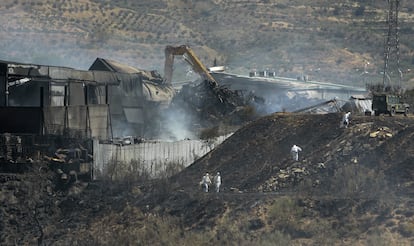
[382,0,402,91]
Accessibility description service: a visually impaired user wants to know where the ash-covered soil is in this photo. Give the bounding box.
[2,113,414,245]
[174,113,414,194]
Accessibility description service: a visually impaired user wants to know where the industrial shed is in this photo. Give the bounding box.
[0,59,174,139]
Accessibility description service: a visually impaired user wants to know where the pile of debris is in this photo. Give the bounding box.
[369,126,394,140]
[258,162,318,191]
[169,80,264,128]
[44,145,92,179]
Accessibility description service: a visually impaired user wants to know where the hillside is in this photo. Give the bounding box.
[173,113,414,194]
[2,113,414,245]
[1,0,414,87]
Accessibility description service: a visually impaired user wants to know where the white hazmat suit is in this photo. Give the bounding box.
[291,144,302,161]
[200,173,212,192]
[214,172,222,192]
[342,112,351,128]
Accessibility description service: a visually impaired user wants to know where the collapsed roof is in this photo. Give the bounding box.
[89,57,175,104]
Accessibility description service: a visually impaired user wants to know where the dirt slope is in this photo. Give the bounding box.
[172,113,414,194]
[2,113,414,245]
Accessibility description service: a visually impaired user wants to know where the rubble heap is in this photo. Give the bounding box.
[169,80,264,129]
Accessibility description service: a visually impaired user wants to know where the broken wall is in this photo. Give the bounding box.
[43,105,109,139]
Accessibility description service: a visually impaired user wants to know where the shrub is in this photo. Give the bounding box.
[366,229,395,246]
[323,164,391,200]
[268,197,303,226]
[355,5,366,17]
[257,230,291,246]
[399,221,414,237]
[333,6,341,16]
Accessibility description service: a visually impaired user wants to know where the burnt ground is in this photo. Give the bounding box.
[2,113,414,245]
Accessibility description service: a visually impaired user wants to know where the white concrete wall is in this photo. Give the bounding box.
[93,134,231,180]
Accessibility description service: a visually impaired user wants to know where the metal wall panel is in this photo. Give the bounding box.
[92,134,231,180]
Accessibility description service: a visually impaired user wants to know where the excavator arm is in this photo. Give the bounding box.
[164,45,218,87]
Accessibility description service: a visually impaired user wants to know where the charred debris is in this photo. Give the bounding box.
[170,79,264,131]
[161,44,264,135]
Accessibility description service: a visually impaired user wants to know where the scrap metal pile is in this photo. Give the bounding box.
[169,79,264,128]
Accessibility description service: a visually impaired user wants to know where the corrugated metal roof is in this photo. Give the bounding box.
[142,82,175,104]
[90,58,175,103]
[3,60,137,85]
[89,58,144,74]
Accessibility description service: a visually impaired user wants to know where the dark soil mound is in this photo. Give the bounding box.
[172,113,414,195]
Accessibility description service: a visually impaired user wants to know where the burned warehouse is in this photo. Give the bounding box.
[1,58,174,138]
[0,45,369,180]
[0,58,175,174]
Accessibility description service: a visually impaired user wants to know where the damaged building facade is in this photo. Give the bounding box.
[0,59,174,139]
[0,57,245,180]
[0,59,178,179]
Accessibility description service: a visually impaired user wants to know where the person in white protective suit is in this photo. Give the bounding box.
[291,144,302,161]
[342,112,351,128]
[214,172,222,193]
[200,173,212,192]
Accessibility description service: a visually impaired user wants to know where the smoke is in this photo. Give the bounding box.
[159,106,197,141]
[0,4,164,72]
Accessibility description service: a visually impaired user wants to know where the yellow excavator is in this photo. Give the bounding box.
[163,44,265,127]
[163,45,219,87]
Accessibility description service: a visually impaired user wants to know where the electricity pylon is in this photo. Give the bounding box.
[382,0,402,91]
